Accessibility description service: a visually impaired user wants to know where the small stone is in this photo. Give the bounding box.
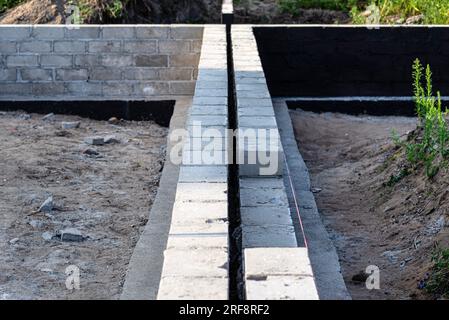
[42,113,55,121]
[42,231,53,241]
[29,220,43,228]
[108,117,120,125]
[84,137,104,145]
[311,187,322,194]
[38,196,53,213]
[82,148,99,156]
[19,114,31,120]
[9,238,19,244]
[104,135,120,144]
[61,121,80,129]
[59,228,85,242]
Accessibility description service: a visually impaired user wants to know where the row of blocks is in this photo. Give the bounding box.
[233,25,319,300]
[157,26,230,300]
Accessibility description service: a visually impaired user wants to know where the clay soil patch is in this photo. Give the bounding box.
[0,110,167,299]
[290,108,449,300]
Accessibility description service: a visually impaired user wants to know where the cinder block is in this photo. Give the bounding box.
[123,67,159,80]
[88,41,121,53]
[240,187,288,207]
[0,41,17,53]
[159,68,192,81]
[170,201,228,225]
[193,96,227,106]
[135,26,169,39]
[40,55,72,67]
[0,83,32,94]
[123,40,157,53]
[133,81,169,96]
[31,26,64,39]
[0,68,16,81]
[238,116,278,128]
[0,26,30,40]
[167,223,228,249]
[238,107,275,117]
[169,53,200,67]
[91,68,122,80]
[158,276,228,300]
[54,41,86,53]
[169,81,195,95]
[32,83,65,95]
[242,225,297,248]
[65,26,100,39]
[159,40,190,54]
[246,276,318,300]
[6,55,38,67]
[161,248,228,277]
[102,26,135,39]
[101,54,133,67]
[55,69,88,81]
[194,88,227,97]
[190,104,228,115]
[241,206,293,226]
[191,40,203,53]
[188,115,228,126]
[240,177,284,190]
[74,54,100,67]
[20,69,52,81]
[175,182,227,202]
[170,26,204,40]
[103,82,132,96]
[66,82,102,96]
[135,55,168,67]
[19,41,51,53]
[178,166,228,183]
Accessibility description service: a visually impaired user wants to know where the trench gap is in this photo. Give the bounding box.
[0,100,175,127]
[226,22,244,301]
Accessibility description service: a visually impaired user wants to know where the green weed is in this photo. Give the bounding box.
[426,247,449,298]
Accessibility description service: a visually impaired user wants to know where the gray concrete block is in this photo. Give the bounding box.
[167,224,228,249]
[159,40,190,54]
[20,69,52,81]
[159,68,193,81]
[135,55,168,67]
[0,26,30,40]
[0,41,17,54]
[101,54,133,67]
[6,55,38,67]
[124,40,157,53]
[171,201,228,225]
[66,82,102,96]
[169,81,196,95]
[88,41,121,53]
[246,276,318,300]
[238,116,278,128]
[74,54,100,67]
[240,187,288,207]
[102,82,133,96]
[195,80,227,89]
[31,26,64,39]
[193,96,227,106]
[175,182,227,202]
[190,104,228,115]
[91,68,122,80]
[102,26,135,39]
[19,41,51,53]
[188,115,228,126]
[170,26,204,40]
[179,165,227,183]
[65,26,100,39]
[135,26,169,39]
[0,83,32,94]
[241,206,293,226]
[170,53,200,67]
[242,225,297,248]
[54,41,86,53]
[191,40,203,53]
[32,83,65,95]
[133,81,169,96]
[123,68,159,80]
[0,68,16,81]
[240,177,284,190]
[158,276,228,300]
[194,88,227,97]
[55,69,88,81]
[40,55,72,67]
[161,248,228,277]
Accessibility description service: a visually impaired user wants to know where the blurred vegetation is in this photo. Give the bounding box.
[0,0,24,14]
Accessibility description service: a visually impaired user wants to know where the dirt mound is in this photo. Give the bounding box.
[290,109,449,299]
[0,0,222,24]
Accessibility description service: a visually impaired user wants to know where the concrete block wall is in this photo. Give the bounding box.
[157,25,229,300]
[232,25,318,300]
[0,25,203,99]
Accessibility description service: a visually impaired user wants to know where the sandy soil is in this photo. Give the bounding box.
[0,110,167,300]
[290,109,449,300]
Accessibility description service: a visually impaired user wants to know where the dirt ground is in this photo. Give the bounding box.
[0,110,167,300]
[290,109,449,300]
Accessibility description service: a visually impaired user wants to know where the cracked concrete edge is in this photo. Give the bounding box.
[273,98,352,300]
[120,97,191,300]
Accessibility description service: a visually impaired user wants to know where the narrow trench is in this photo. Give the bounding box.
[226,22,244,300]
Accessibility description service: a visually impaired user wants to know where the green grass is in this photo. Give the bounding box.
[426,248,449,297]
[278,0,449,24]
[0,0,24,14]
[393,59,449,179]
